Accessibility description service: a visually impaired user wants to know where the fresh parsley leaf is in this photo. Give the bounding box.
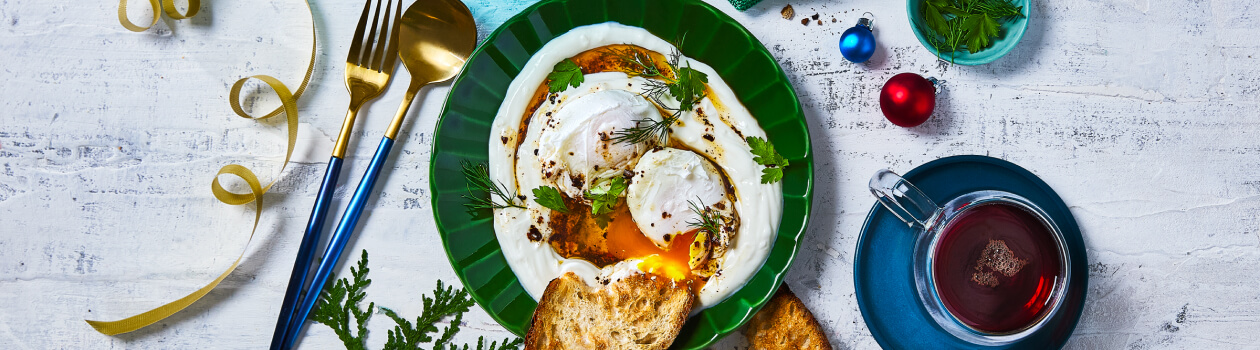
[923,1,950,34]
[546,58,583,93]
[963,13,1001,53]
[760,168,784,184]
[311,250,374,350]
[583,176,627,228]
[531,186,569,213]
[585,176,627,215]
[746,136,789,184]
[669,65,709,110]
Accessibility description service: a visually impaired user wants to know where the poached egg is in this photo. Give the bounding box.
[626,148,734,249]
[536,89,662,198]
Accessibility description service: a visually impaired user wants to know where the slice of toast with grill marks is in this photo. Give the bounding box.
[523,272,695,350]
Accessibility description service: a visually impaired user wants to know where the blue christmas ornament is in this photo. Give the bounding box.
[840,16,877,63]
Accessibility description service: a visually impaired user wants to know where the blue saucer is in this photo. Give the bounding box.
[854,155,1087,349]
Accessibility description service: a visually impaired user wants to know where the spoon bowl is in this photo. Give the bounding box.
[398,0,477,85]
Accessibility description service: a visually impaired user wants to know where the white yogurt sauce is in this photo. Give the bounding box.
[487,22,783,309]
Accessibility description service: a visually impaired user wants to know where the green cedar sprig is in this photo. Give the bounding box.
[378,279,473,350]
[310,251,523,350]
[746,136,789,184]
[310,250,374,350]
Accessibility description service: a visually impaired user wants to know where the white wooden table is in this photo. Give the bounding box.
[2,0,1258,348]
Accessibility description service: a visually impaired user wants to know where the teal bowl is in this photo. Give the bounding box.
[906,0,1031,65]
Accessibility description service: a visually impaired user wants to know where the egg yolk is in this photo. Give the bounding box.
[548,202,702,285]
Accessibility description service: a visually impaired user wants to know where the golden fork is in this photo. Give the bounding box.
[269,0,401,349]
[334,0,402,159]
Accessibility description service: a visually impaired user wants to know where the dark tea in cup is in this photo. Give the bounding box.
[931,203,1063,334]
[870,169,1070,345]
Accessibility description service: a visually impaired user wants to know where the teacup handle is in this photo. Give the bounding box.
[869,169,942,228]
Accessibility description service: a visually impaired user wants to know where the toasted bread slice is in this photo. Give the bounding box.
[744,284,832,350]
[524,272,695,350]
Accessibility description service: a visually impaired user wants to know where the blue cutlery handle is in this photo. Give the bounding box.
[282,136,395,350]
[269,156,343,350]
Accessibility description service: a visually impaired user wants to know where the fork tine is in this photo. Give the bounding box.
[369,0,395,71]
[363,0,385,68]
[346,0,374,65]
[379,0,402,73]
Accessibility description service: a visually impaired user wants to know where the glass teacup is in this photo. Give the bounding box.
[868,169,1071,345]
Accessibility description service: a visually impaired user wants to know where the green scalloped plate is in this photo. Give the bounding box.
[428,0,813,348]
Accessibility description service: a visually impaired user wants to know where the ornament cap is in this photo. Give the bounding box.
[927,77,945,93]
[858,11,875,30]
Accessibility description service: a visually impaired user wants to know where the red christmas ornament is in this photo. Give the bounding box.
[879,73,937,127]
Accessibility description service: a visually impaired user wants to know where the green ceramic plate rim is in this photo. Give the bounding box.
[428,0,814,348]
[905,0,1031,65]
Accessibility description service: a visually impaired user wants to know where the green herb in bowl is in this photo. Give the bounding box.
[913,0,1027,63]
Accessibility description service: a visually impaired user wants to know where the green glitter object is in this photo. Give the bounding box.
[728,0,762,11]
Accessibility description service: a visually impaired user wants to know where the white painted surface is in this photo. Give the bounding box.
[0,0,1257,349]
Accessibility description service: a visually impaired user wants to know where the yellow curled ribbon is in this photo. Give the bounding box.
[86,0,317,336]
[117,0,201,32]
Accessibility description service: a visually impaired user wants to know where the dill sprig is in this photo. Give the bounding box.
[611,114,679,145]
[461,160,525,214]
[602,46,665,78]
[603,41,708,145]
[641,78,672,103]
[311,251,524,350]
[686,199,723,236]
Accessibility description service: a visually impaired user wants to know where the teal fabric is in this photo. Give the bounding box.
[463,0,761,32]
[728,0,762,11]
[464,0,541,37]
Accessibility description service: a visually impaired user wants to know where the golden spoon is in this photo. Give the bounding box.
[386,0,478,139]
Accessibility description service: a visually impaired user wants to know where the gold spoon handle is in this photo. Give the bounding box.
[384,79,429,140]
